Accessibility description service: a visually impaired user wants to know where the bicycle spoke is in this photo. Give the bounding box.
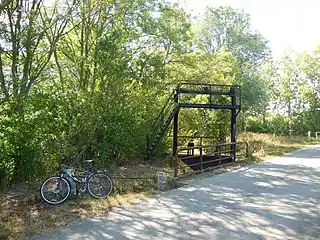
[46,191,56,201]
[99,187,106,197]
[40,177,71,205]
[57,192,64,201]
[87,173,113,198]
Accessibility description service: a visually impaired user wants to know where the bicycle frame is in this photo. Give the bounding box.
[40,159,114,205]
[60,165,94,193]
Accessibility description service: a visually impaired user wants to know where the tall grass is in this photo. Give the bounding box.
[239,132,320,160]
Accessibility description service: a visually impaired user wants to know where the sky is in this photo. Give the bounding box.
[173,0,320,59]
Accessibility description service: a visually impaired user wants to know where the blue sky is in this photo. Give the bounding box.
[173,0,320,59]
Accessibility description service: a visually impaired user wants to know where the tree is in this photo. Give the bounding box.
[297,47,320,110]
[199,6,269,65]
[46,0,194,163]
[198,6,271,117]
[0,0,76,107]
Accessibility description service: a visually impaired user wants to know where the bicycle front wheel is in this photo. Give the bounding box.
[40,176,71,205]
[87,173,113,199]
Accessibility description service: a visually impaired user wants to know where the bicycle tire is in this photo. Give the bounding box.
[87,173,114,199]
[40,176,71,205]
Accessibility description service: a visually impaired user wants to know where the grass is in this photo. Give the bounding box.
[239,132,320,162]
[1,132,320,240]
[0,179,156,240]
[0,164,167,240]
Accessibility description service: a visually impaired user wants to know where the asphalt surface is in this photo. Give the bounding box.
[28,146,320,240]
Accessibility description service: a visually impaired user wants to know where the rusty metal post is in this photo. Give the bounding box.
[200,146,203,172]
[219,145,222,165]
[230,86,237,161]
[173,112,179,155]
[172,90,179,176]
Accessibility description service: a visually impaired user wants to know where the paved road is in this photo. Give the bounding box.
[29,146,320,240]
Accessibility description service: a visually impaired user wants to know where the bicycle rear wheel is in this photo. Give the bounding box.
[87,173,113,198]
[40,176,71,205]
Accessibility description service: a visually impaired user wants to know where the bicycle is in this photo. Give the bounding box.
[40,157,114,205]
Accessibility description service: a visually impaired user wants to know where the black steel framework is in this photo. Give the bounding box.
[146,82,241,160]
[173,142,249,177]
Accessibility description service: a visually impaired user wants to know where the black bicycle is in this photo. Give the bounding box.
[40,157,114,205]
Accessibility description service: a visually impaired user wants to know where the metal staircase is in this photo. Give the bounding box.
[146,91,178,159]
[146,83,241,160]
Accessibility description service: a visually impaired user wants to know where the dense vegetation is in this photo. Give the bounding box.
[0,0,319,186]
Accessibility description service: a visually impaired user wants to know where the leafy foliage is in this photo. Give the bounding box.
[0,2,319,186]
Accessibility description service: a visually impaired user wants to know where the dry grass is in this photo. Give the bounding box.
[0,164,166,240]
[1,132,319,240]
[239,132,320,162]
[0,181,155,240]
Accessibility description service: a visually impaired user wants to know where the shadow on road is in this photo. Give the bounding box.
[29,156,320,240]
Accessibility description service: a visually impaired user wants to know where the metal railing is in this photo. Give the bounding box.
[177,135,218,146]
[147,90,178,156]
[146,82,242,159]
[172,142,248,177]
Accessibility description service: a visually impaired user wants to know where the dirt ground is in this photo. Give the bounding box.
[2,133,320,239]
[0,161,171,240]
